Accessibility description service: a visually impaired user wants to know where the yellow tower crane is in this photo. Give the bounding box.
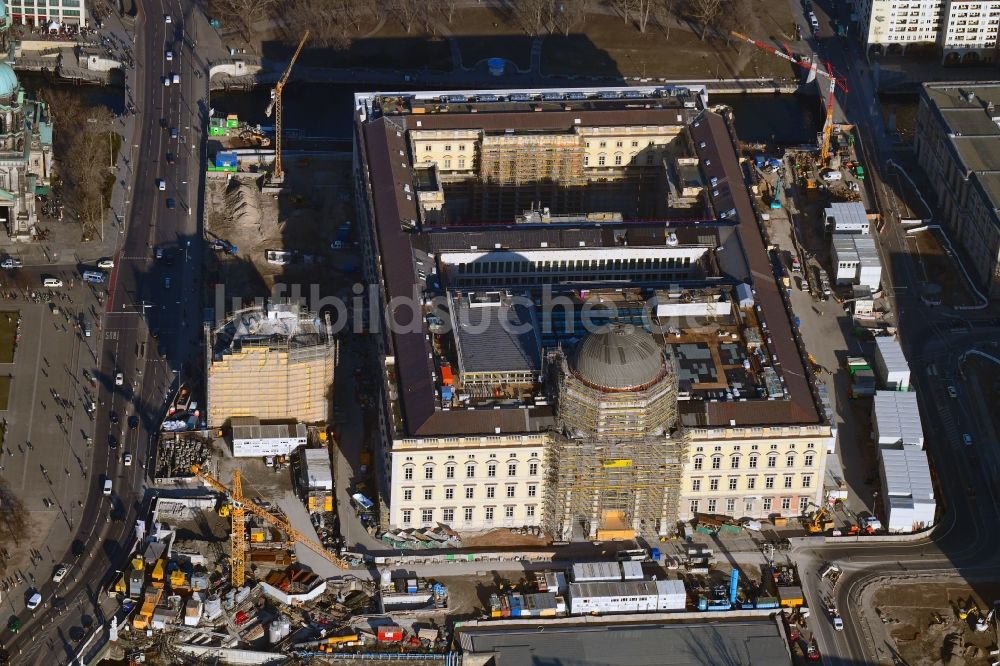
[265,30,309,181]
[730,31,848,165]
[191,464,349,588]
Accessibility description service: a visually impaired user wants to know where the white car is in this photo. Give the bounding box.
[97,258,114,269]
[123,453,133,466]
[165,50,173,61]
[157,179,166,191]
[820,169,842,182]
[165,14,172,23]
[52,565,68,583]
[833,615,844,631]
[163,77,170,87]
[26,593,42,610]
[115,372,124,386]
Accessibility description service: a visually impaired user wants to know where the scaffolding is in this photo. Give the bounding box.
[544,350,686,541]
[478,133,586,186]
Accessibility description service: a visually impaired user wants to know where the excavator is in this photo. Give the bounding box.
[802,503,835,534]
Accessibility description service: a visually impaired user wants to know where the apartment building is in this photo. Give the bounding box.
[857,0,1000,63]
[8,0,87,27]
[914,82,1000,297]
[677,425,831,522]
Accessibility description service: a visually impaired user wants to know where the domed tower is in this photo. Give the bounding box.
[547,325,683,541]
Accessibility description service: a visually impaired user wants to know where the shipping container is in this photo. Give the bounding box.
[377,626,404,642]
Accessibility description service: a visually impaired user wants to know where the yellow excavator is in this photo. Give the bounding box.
[803,504,835,534]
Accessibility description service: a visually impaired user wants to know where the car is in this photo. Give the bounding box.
[164,13,172,23]
[833,615,844,631]
[123,453,133,466]
[26,593,41,610]
[947,385,958,398]
[165,50,173,60]
[964,433,973,446]
[103,478,113,494]
[52,565,68,583]
[166,152,175,164]
[155,246,164,259]
[820,169,842,182]
[160,117,168,128]
[164,276,172,289]
[1,257,21,269]
[157,179,166,191]
[97,258,114,269]
[6,617,20,633]
[162,76,170,87]
[115,371,124,386]
[128,415,139,430]
[42,277,63,287]
[109,411,119,424]
[108,435,118,450]
[166,198,176,210]
[172,73,180,84]
[170,127,178,139]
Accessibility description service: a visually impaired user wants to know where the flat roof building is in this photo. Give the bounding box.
[230,417,308,457]
[826,201,871,234]
[873,391,924,449]
[880,447,936,533]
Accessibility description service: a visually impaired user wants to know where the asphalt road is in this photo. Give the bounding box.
[778,1,1000,663]
[0,0,208,661]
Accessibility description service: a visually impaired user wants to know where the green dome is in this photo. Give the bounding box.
[0,63,17,99]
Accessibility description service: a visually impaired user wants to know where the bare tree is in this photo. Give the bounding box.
[215,0,279,42]
[687,0,723,40]
[657,0,677,38]
[554,0,590,36]
[390,0,424,34]
[511,0,553,36]
[441,0,461,24]
[610,0,635,25]
[636,0,656,32]
[0,479,27,548]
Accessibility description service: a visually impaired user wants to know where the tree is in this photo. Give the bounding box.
[554,0,590,36]
[657,0,677,39]
[0,479,27,550]
[511,0,553,36]
[215,0,279,42]
[390,0,424,34]
[610,0,635,25]
[635,0,656,32]
[686,0,723,40]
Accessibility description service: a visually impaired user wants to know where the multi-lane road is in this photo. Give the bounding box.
[1,0,207,661]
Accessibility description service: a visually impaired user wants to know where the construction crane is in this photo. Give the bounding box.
[730,31,848,164]
[191,464,348,588]
[265,30,309,181]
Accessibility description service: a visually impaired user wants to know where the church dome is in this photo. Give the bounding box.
[570,326,667,391]
[0,63,19,100]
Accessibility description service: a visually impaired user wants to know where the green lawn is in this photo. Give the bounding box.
[0,312,18,364]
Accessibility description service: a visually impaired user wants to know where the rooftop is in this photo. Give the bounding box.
[230,416,307,441]
[452,292,542,376]
[873,391,924,449]
[881,447,934,503]
[571,326,667,391]
[457,618,793,666]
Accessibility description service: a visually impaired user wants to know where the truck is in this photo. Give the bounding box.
[209,239,237,255]
[853,164,865,180]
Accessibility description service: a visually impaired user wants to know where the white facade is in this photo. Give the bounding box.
[874,336,911,390]
[857,0,1000,63]
[872,391,924,448]
[880,447,936,532]
[940,0,1000,60]
[389,434,547,532]
[832,235,882,290]
[678,425,832,522]
[832,236,860,285]
[568,579,686,615]
[230,417,308,457]
[10,0,86,26]
[826,202,871,235]
[857,0,942,51]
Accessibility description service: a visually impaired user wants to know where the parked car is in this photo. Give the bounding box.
[97,258,114,269]
[26,592,42,610]
[52,565,68,583]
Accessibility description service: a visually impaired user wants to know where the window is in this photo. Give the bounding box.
[506,485,516,498]
[458,144,465,151]
[747,477,757,490]
[584,155,590,166]
[442,508,454,522]
[526,505,536,518]
[692,479,702,492]
[508,463,517,476]
[488,463,497,478]
[485,507,494,521]
[505,506,515,519]
[802,475,812,488]
[443,159,451,169]
[632,140,639,147]
[528,484,537,497]
[444,144,452,151]
[403,489,413,501]
[423,488,433,500]
[711,456,721,470]
[744,499,754,514]
[422,509,434,522]
[424,145,431,151]
[466,464,475,478]
[465,487,474,499]
[614,154,622,165]
[730,456,740,469]
[804,454,814,467]
[765,476,775,489]
[799,497,809,513]
[486,487,496,499]
[693,457,704,471]
[707,499,717,513]
[709,478,719,491]
[781,498,791,511]
[464,507,474,521]
[598,154,606,166]
[763,498,772,511]
[445,488,454,500]
[458,158,465,169]
[529,462,539,476]
[402,509,412,524]
[728,478,738,491]
[690,499,700,514]
[767,455,777,468]
[726,498,736,513]
[446,465,455,479]
[404,467,413,480]
[616,140,623,147]
[599,141,607,148]
[783,476,794,489]
[786,454,796,467]
[749,455,758,469]
[425,467,434,480]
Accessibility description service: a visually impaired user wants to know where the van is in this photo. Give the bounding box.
[82,270,107,284]
[821,169,842,182]
[42,277,63,287]
[172,73,180,84]
[103,479,113,495]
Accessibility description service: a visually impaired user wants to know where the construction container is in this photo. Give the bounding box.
[323,495,333,512]
[151,559,165,581]
[215,151,238,168]
[377,626,404,642]
[226,114,240,128]
[777,585,805,608]
[874,336,910,390]
[406,578,418,593]
[571,562,622,583]
[568,579,686,615]
[621,561,644,581]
